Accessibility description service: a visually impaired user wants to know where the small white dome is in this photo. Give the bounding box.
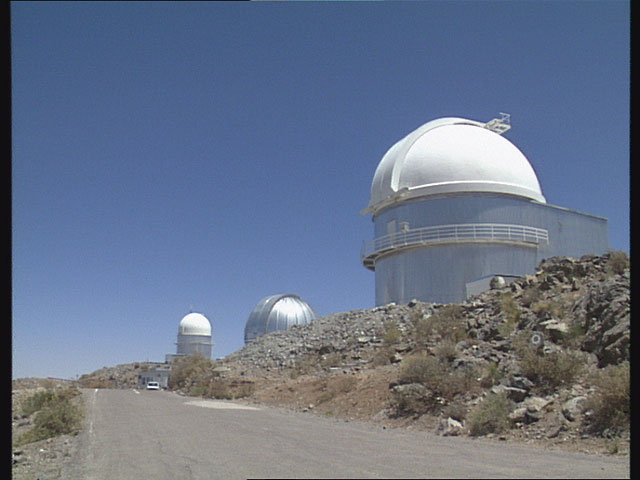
[178,312,211,336]
[364,117,545,215]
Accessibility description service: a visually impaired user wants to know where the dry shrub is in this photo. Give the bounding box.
[382,321,402,346]
[20,390,57,417]
[370,346,393,366]
[520,286,541,307]
[290,354,320,378]
[413,305,466,344]
[584,361,629,436]
[467,392,513,436]
[331,375,358,393]
[499,292,521,322]
[442,401,468,422]
[434,340,458,364]
[398,353,446,385]
[391,383,432,414]
[398,353,470,401]
[559,321,587,349]
[15,388,84,446]
[517,346,583,394]
[606,251,629,275]
[77,377,115,389]
[479,361,504,388]
[206,379,255,400]
[169,354,216,390]
[531,299,566,319]
[317,375,358,404]
[320,352,344,368]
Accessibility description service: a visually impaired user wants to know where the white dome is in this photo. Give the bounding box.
[364,117,545,215]
[178,312,211,336]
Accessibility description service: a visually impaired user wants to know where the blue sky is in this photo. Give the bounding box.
[12,1,629,380]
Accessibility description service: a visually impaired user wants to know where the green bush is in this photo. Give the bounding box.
[467,392,513,436]
[585,361,629,435]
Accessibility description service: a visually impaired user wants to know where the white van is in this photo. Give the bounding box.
[146,381,160,390]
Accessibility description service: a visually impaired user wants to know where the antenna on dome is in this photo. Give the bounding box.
[484,112,511,134]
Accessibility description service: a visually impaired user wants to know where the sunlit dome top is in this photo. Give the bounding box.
[178,312,211,337]
[363,117,546,215]
[244,294,316,344]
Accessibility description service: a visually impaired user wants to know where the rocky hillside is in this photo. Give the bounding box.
[224,253,629,374]
[68,252,630,455]
[219,252,630,454]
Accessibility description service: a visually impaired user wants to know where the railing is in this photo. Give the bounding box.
[361,223,548,269]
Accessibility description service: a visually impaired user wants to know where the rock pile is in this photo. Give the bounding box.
[223,303,431,374]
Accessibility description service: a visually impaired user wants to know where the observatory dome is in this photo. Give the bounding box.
[364,117,546,215]
[178,312,212,337]
[244,294,316,344]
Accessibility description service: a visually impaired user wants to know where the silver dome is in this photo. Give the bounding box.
[244,294,316,344]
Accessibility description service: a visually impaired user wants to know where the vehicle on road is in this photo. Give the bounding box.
[146,381,160,390]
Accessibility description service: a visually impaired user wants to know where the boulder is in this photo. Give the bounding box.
[437,417,464,436]
[508,407,527,423]
[562,396,587,422]
[540,319,569,342]
[503,387,528,403]
[508,375,534,391]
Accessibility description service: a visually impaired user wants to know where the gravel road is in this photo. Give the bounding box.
[66,388,629,479]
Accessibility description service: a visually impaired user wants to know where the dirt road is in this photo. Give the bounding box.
[66,388,629,479]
